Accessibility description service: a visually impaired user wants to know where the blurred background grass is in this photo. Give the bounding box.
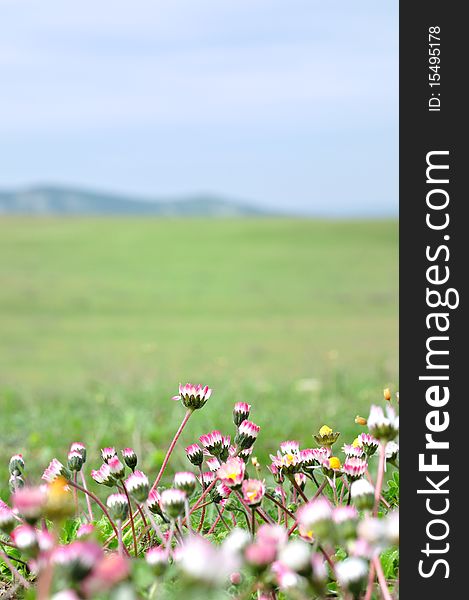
[0,217,398,492]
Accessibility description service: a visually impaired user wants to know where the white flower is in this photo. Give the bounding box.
[278,540,311,572]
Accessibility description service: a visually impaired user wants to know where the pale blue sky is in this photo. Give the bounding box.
[0,1,398,215]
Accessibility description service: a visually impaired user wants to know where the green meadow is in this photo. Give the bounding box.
[0,218,398,487]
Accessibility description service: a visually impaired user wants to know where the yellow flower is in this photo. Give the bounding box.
[329,456,341,470]
[319,425,333,437]
[352,437,362,447]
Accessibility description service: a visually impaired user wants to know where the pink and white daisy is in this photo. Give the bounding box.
[108,456,125,480]
[350,479,374,510]
[367,405,399,441]
[53,541,103,581]
[67,450,84,472]
[10,524,38,552]
[146,489,163,516]
[233,402,251,426]
[125,470,149,503]
[160,488,187,519]
[206,457,221,472]
[297,498,333,541]
[242,479,265,507]
[235,420,260,450]
[335,557,368,595]
[146,546,168,575]
[271,560,301,589]
[76,523,95,539]
[211,482,232,503]
[357,433,379,456]
[121,447,138,470]
[279,440,300,455]
[342,457,368,482]
[197,471,216,486]
[12,487,46,523]
[342,443,365,458]
[42,458,68,483]
[82,553,130,595]
[199,430,223,456]
[101,447,117,463]
[173,471,197,496]
[256,523,288,549]
[106,493,129,522]
[217,457,246,488]
[185,443,204,466]
[70,442,86,462]
[91,463,114,487]
[173,383,212,411]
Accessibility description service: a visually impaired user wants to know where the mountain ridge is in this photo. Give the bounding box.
[0,185,272,216]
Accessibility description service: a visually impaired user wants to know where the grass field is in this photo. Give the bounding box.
[0,217,398,490]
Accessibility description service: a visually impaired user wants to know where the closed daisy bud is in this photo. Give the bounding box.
[101,447,117,464]
[185,443,204,467]
[91,463,115,487]
[197,471,215,487]
[9,454,25,476]
[12,487,47,524]
[297,497,333,541]
[241,479,265,507]
[172,383,212,411]
[70,443,87,464]
[146,489,163,517]
[121,448,138,471]
[206,457,221,472]
[146,546,168,576]
[68,450,84,472]
[11,524,39,556]
[42,459,70,483]
[235,420,260,451]
[335,557,368,596]
[53,541,103,582]
[0,506,16,534]
[238,447,254,463]
[76,523,95,539]
[383,388,392,402]
[199,430,223,456]
[314,425,340,447]
[355,415,368,426]
[217,457,246,489]
[385,441,399,463]
[278,539,311,575]
[342,443,365,459]
[210,482,232,504]
[268,462,284,484]
[219,436,231,462]
[233,402,251,427]
[173,472,197,496]
[367,405,399,441]
[160,488,186,519]
[125,470,149,503]
[357,433,379,457]
[333,506,358,540]
[106,493,129,522]
[108,456,125,480]
[342,457,368,482]
[350,479,375,511]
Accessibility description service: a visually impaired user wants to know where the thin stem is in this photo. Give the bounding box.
[373,443,386,516]
[80,469,94,521]
[142,504,167,549]
[215,503,231,531]
[122,482,138,556]
[364,561,376,600]
[280,486,288,526]
[373,556,393,600]
[117,520,124,556]
[197,467,207,533]
[264,492,297,521]
[251,508,257,536]
[73,472,78,514]
[288,474,308,503]
[150,409,192,492]
[135,502,151,547]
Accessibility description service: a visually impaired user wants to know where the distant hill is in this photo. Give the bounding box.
[0,186,271,216]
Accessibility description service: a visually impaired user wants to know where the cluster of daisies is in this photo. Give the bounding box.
[0,383,399,599]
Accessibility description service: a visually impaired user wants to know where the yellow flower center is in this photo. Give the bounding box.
[329,456,341,470]
[284,453,295,465]
[228,472,238,481]
[352,437,362,447]
[247,490,257,501]
[319,425,333,437]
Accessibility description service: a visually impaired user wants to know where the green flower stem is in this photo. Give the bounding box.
[150,409,193,493]
[80,469,94,521]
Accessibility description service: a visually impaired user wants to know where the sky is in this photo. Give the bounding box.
[0,1,398,216]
